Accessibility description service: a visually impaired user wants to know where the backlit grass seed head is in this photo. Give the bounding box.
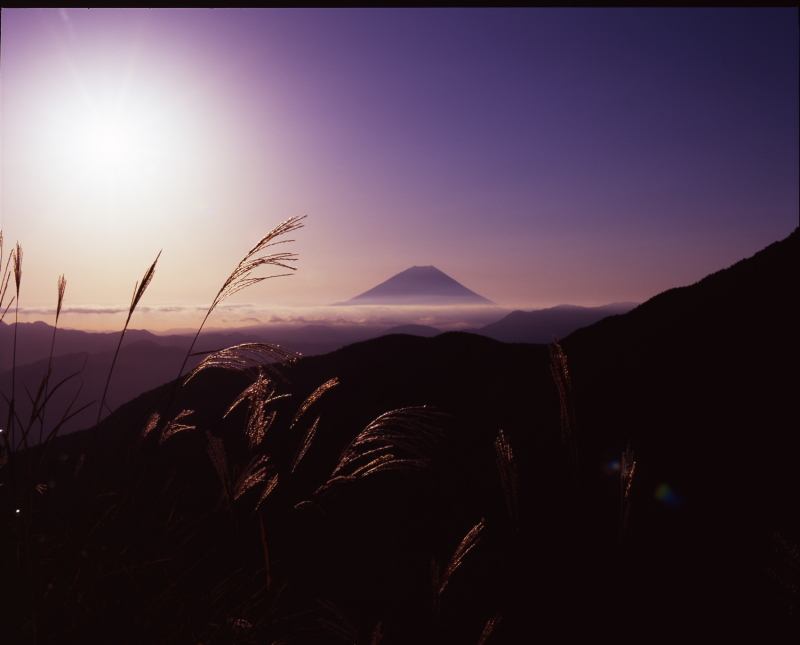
[291,415,320,473]
[0,239,19,324]
[331,407,444,479]
[477,611,502,645]
[210,215,306,313]
[206,429,274,508]
[93,250,162,441]
[246,408,278,451]
[225,369,277,416]
[13,242,22,295]
[494,430,519,527]
[0,232,16,323]
[313,476,355,496]
[224,370,291,449]
[140,412,161,443]
[433,518,486,611]
[56,274,67,321]
[549,337,577,444]
[620,444,637,546]
[549,336,579,481]
[290,378,339,428]
[160,409,196,444]
[233,455,270,500]
[255,472,279,511]
[185,343,301,385]
[293,500,326,516]
[128,250,161,319]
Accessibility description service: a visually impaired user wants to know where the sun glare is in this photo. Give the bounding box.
[60,109,160,190]
[34,62,183,192]
[86,122,132,167]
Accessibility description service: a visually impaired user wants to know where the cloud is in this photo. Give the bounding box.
[18,305,128,316]
[16,302,511,332]
[258,305,509,329]
[18,302,259,316]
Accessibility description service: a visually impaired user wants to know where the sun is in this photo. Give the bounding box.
[27,28,206,205]
[65,108,163,188]
[86,121,133,167]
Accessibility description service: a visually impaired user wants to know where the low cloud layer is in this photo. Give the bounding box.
[14,302,513,332]
[17,302,252,317]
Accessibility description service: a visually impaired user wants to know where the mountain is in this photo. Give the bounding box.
[377,323,441,337]
[0,322,366,440]
[0,322,387,378]
[332,265,496,306]
[469,302,639,343]
[0,340,204,439]
[0,322,172,374]
[6,229,797,642]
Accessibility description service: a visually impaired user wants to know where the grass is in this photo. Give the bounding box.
[0,219,652,644]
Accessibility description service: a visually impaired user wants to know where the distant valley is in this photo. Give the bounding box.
[1,300,638,438]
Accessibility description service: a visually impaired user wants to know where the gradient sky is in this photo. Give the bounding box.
[1,8,798,331]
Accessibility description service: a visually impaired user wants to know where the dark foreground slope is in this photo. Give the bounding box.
[3,333,562,645]
[2,229,797,643]
[561,227,799,641]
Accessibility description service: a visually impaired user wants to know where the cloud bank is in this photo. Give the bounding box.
[14,302,513,332]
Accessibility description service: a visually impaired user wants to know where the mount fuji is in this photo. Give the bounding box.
[332,266,496,306]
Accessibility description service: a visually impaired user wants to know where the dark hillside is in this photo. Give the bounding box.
[8,332,562,644]
[562,227,799,641]
[3,229,797,643]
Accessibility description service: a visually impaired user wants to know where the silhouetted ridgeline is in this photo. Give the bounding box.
[468,302,638,343]
[1,303,641,439]
[2,228,797,642]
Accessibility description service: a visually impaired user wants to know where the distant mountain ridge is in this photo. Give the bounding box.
[0,340,203,437]
[468,302,639,343]
[332,265,496,306]
[1,298,641,438]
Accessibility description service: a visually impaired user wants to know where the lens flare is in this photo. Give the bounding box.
[654,483,683,508]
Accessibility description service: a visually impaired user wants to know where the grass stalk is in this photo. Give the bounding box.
[10,242,22,452]
[619,444,636,548]
[38,275,66,446]
[549,336,578,483]
[176,216,305,386]
[88,251,161,477]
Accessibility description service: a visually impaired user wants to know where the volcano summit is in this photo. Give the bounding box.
[333,266,496,306]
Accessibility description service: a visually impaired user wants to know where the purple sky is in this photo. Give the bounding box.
[1,8,797,331]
